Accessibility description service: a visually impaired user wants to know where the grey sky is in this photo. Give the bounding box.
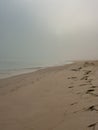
[0,0,98,64]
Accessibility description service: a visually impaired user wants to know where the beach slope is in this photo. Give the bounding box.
[0,61,98,130]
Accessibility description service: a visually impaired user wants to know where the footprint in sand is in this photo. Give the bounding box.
[86,89,95,94]
[83,62,95,67]
[68,86,74,88]
[86,105,98,112]
[84,70,92,75]
[88,122,98,130]
[70,102,78,106]
[81,76,89,80]
[90,86,97,88]
[71,67,82,71]
[86,89,98,97]
[68,77,77,82]
[87,79,93,85]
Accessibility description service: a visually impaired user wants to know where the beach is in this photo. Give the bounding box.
[0,61,98,130]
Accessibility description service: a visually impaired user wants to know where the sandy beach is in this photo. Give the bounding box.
[0,61,98,130]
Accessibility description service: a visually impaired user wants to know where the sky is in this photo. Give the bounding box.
[0,0,98,65]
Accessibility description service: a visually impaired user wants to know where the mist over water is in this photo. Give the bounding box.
[0,0,98,71]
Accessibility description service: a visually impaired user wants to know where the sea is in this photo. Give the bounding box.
[0,59,73,79]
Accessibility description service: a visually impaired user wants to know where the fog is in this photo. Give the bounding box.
[0,0,98,66]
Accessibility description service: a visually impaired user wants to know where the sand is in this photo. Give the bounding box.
[0,61,98,130]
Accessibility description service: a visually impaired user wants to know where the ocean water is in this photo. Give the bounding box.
[0,60,42,79]
[0,59,73,79]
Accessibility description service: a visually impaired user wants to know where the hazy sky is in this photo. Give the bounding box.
[0,0,98,64]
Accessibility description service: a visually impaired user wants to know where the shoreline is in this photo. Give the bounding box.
[0,61,73,79]
[0,68,42,79]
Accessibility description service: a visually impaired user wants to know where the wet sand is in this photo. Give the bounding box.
[0,61,98,130]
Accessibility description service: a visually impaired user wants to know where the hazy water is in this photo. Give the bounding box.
[0,59,68,71]
[0,59,72,79]
[0,60,38,71]
[0,59,42,79]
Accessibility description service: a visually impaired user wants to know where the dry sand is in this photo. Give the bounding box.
[0,61,98,130]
